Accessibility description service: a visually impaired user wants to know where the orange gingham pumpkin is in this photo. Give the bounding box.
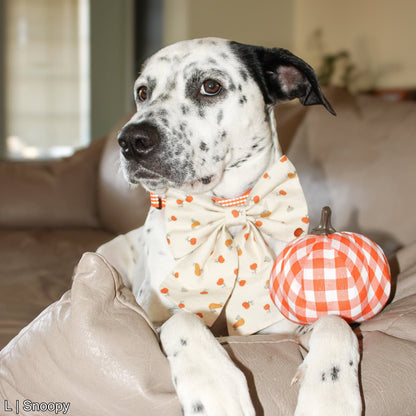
[270,207,391,325]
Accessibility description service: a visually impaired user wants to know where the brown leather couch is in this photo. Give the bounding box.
[0,88,415,415]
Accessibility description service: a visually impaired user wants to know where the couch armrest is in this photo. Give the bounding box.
[0,138,106,228]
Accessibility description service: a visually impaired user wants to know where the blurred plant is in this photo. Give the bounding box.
[309,29,357,90]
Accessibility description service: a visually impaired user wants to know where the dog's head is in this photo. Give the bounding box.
[118,38,334,197]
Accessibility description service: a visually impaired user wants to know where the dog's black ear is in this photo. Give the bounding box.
[230,41,336,115]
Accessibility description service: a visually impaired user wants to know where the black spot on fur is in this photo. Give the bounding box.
[158,93,171,102]
[239,69,249,81]
[192,402,205,413]
[173,376,178,386]
[239,95,247,104]
[349,360,354,366]
[199,141,209,151]
[160,118,169,127]
[217,109,223,124]
[331,366,340,381]
[181,105,190,115]
[321,372,326,382]
[201,176,213,184]
[180,338,188,346]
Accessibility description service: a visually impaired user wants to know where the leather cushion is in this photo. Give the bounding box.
[1,246,416,415]
[0,252,181,416]
[0,139,105,228]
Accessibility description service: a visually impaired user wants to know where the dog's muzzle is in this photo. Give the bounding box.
[117,122,160,160]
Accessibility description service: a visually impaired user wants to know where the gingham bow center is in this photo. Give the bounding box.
[159,155,309,335]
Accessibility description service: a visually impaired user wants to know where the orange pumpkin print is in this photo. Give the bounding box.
[185,195,193,203]
[194,263,202,276]
[288,172,296,179]
[190,237,197,245]
[264,304,271,311]
[260,210,271,218]
[200,290,208,295]
[178,303,185,309]
[160,288,168,294]
[279,190,287,196]
[302,217,309,224]
[280,155,288,162]
[171,215,177,221]
[237,248,243,256]
[196,313,203,318]
[263,173,269,179]
[217,278,224,285]
[253,195,260,204]
[239,280,246,287]
[174,272,179,278]
[232,210,239,218]
[294,228,304,237]
[225,239,233,247]
[242,302,250,309]
[191,220,201,229]
[233,318,245,329]
[250,263,258,270]
[218,255,225,263]
[255,220,263,227]
[209,303,222,310]
[176,199,183,205]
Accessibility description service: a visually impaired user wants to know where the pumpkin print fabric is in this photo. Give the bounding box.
[159,155,309,335]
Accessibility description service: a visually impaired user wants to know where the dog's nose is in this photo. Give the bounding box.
[117,122,160,160]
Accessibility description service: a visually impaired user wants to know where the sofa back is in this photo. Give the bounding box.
[285,87,416,259]
[0,139,105,229]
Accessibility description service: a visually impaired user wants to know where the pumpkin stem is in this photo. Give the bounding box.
[311,206,337,235]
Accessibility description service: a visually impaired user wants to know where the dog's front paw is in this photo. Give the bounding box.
[293,315,362,416]
[160,312,255,416]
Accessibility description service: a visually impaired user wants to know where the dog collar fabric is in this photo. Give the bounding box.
[158,155,309,335]
[150,190,252,209]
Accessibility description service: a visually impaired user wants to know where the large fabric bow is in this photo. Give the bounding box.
[159,155,309,335]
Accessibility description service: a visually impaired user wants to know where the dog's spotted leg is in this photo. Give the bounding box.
[160,312,255,416]
[292,315,362,416]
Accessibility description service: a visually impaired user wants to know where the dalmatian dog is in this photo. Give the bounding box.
[98,38,361,416]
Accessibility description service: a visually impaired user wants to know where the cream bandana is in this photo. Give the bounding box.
[159,155,309,335]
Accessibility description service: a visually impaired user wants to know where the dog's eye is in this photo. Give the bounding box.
[137,86,148,102]
[200,79,222,96]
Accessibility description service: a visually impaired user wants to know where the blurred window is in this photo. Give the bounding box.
[2,0,90,160]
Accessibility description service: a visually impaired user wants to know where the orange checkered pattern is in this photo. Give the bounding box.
[270,232,391,325]
[150,190,251,209]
